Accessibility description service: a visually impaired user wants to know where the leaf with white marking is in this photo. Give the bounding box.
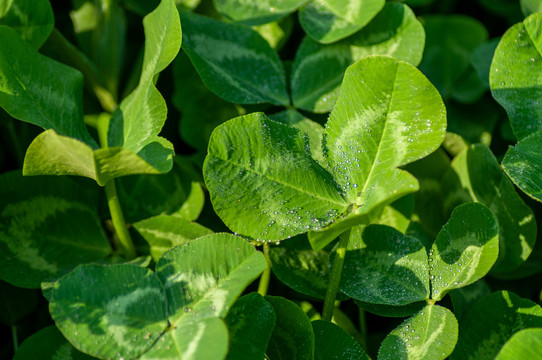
[180,11,289,105]
[378,304,458,360]
[451,291,542,360]
[50,264,169,360]
[429,202,499,301]
[0,171,111,288]
[291,2,425,112]
[133,214,213,261]
[299,0,385,44]
[442,144,537,273]
[215,0,306,25]
[0,0,54,49]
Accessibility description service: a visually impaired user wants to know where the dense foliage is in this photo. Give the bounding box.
[1,0,541,359]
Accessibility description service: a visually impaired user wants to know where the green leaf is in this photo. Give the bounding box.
[50,264,169,360]
[269,235,340,299]
[107,0,181,163]
[378,304,458,360]
[155,233,266,323]
[0,26,95,146]
[269,109,326,166]
[355,300,426,318]
[429,202,499,301]
[502,131,542,202]
[291,2,425,112]
[495,328,542,359]
[214,0,306,25]
[521,0,542,16]
[449,279,491,321]
[451,291,542,360]
[203,112,348,241]
[340,225,430,306]
[490,12,542,140]
[133,214,213,261]
[471,38,500,87]
[13,326,95,360]
[313,320,369,360]
[225,293,276,360]
[265,296,315,360]
[0,0,54,48]
[180,11,289,105]
[324,55,446,215]
[0,172,111,288]
[419,15,488,100]
[442,144,537,273]
[140,317,229,360]
[298,0,385,44]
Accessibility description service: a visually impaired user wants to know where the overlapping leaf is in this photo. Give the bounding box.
[50,234,266,359]
[442,145,537,273]
[429,202,499,301]
[0,172,111,288]
[214,0,306,25]
[180,11,289,106]
[313,320,369,359]
[23,0,181,185]
[0,0,54,49]
[291,2,425,112]
[451,291,542,360]
[378,304,458,360]
[299,0,385,44]
[495,328,542,359]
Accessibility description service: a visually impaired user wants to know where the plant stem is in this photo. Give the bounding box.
[257,242,271,296]
[104,180,136,259]
[322,229,351,322]
[11,325,18,352]
[358,307,368,350]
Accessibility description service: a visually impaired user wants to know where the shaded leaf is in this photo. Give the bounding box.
[449,279,491,321]
[180,11,289,105]
[495,328,542,359]
[225,293,276,360]
[429,202,499,301]
[340,225,430,306]
[0,0,54,48]
[450,291,542,360]
[378,304,458,360]
[442,144,537,273]
[13,326,95,360]
[313,320,369,360]
[265,295,315,360]
[0,280,38,325]
[0,172,111,288]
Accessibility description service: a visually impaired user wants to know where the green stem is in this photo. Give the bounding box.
[104,180,136,258]
[358,307,368,351]
[11,325,18,352]
[323,229,351,322]
[258,243,271,296]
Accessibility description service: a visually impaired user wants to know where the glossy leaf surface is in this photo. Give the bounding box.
[378,304,458,360]
[291,3,425,113]
[225,293,276,360]
[204,112,347,241]
[0,172,111,288]
[429,202,499,301]
[495,328,542,359]
[451,291,542,360]
[490,12,542,140]
[313,320,368,360]
[340,225,430,306]
[180,11,289,105]
[443,145,537,272]
[299,0,385,44]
